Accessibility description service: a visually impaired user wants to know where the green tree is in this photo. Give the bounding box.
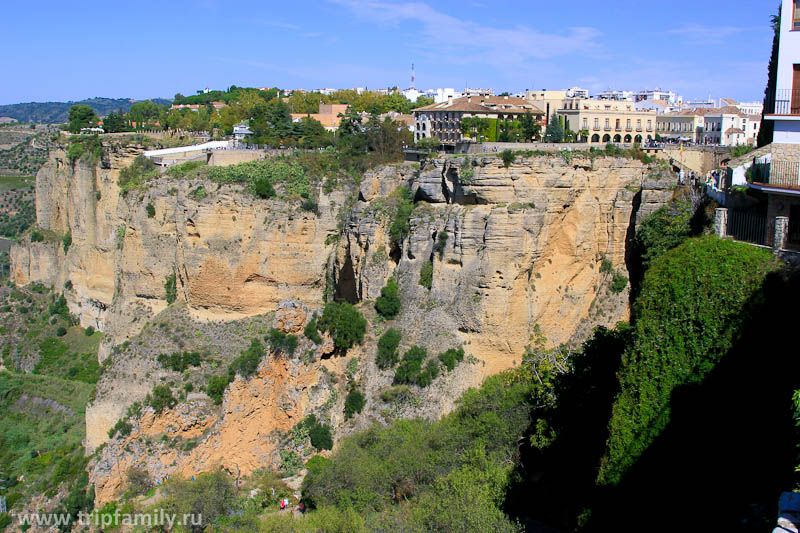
[544,113,564,143]
[67,104,98,133]
[102,110,126,133]
[519,111,541,142]
[318,301,367,352]
[344,389,366,419]
[758,8,781,147]
[375,277,401,318]
[162,471,237,530]
[376,328,402,369]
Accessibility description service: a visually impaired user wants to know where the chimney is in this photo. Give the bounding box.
[468,96,471,103]
[504,95,508,100]
[448,95,453,104]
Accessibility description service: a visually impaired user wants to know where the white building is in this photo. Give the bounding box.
[635,89,680,105]
[566,86,590,99]
[432,88,462,104]
[315,88,336,95]
[596,90,634,101]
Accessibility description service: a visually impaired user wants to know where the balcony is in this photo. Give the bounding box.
[752,160,800,188]
[765,89,800,116]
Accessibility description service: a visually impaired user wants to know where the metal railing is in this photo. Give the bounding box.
[727,209,768,246]
[765,89,800,115]
[752,161,800,187]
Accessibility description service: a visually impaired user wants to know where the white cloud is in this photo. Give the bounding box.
[666,23,758,44]
[328,0,604,64]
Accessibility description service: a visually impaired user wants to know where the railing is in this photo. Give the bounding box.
[752,161,800,187]
[765,89,800,115]
[727,209,768,246]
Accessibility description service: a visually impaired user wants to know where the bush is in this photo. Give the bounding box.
[302,415,334,451]
[598,236,779,485]
[162,471,236,530]
[118,155,158,194]
[393,346,437,387]
[304,317,323,344]
[253,177,276,199]
[438,347,465,371]
[126,467,152,497]
[62,230,71,253]
[266,328,298,356]
[600,257,613,274]
[108,419,132,439]
[610,272,628,293]
[376,328,402,369]
[419,260,433,289]
[84,326,95,336]
[145,203,155,218]
[164,271,177,304]
[147,385,176,413]
[389,186,414,246]
[375,277,401,318]
[500,149,516,168]
[30,230,43,242]
[434,231,449,259]
[344,389,365,419]
[206,375,229,405]
[318,302,366,352]
[56,326,67,337]
[228,338,264,380]
[300,199,319,215]
[157,351,202,372]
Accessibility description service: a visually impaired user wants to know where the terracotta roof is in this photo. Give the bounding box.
[725,127,745,135]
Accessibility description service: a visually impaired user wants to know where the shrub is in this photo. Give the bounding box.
[318,302,366,352]
[598,236,779,485]
[56,326,67,337]
[344,389,366,419]
[189,186,207,201]
[118,155,158,194]
[206,375,229,405]
[228,338,264,380]
[266,328,298,355]
[30,230,43,242]
[164,271,177,304]
[600,257,613,274]
[62,230,72,253]
[304,317,323,344]
[302,415,334,451]
[610,272,628,293]
[147,385,176,413]
[84,326,95,336]
[108,419,132,439]
[419,260,433,289]
[64,279,73,290]
[145,203,155,218]
[375,277,401,319]
[500,149,516,168]
[434,231,449,259]
[157,351,202,372]
[394,345,438,387]
[389,186,414,246]
[376,328,402,369]
[253,177,276,199]
[161,471,236,530]
[438,347,465,371]
[300,199,319,215]
[126,467,152,497]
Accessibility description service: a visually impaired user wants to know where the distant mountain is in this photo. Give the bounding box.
[0,97,172,124]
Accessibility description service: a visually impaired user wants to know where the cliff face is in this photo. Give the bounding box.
[11,144,674,503]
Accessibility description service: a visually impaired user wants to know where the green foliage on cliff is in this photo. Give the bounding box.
[164,270,177,304]
[418,259,433,289]
[344,389,366,419]
[318,301,366,352]
[376,328,402,369]
[389,186,414,246]
[598,236,779,485]
[118,155,158,194]
[374,277,401,318]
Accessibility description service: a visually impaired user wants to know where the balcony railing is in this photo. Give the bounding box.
[752,160,800,187]
[765,89,800,115]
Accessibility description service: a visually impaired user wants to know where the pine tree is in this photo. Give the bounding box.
[544,113,564,143]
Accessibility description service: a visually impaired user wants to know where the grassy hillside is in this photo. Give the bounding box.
[0,97,171,123]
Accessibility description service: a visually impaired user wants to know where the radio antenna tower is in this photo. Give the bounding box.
[411,63,415,90]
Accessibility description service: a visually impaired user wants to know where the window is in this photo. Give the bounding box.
[647,120,652,130]
[605,118,610,128]
[594,118,599,129]
[795,0,800,30]
[583,118,588,129]
[626,119,631,129]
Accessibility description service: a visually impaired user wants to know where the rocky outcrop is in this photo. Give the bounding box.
[12,143,675,464]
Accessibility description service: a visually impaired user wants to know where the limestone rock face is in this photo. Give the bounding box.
[12,145,674,465]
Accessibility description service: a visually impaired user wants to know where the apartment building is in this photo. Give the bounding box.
[412,95,541,143]
[656,107,759,146]
[751,0,800,250]
[656,112,706,142]
[555,98,657,144]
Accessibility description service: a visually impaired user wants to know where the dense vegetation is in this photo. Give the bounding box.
[0,97,170,124]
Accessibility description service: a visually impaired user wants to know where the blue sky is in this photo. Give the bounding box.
[0,0,777,105]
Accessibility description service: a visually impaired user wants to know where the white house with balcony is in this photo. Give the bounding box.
[750,0,800,250]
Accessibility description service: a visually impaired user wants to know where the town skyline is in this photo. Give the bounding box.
[0,0,775,106]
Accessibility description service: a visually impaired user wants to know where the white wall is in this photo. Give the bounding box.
[774,120,800,144]
[777,0,800,94]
